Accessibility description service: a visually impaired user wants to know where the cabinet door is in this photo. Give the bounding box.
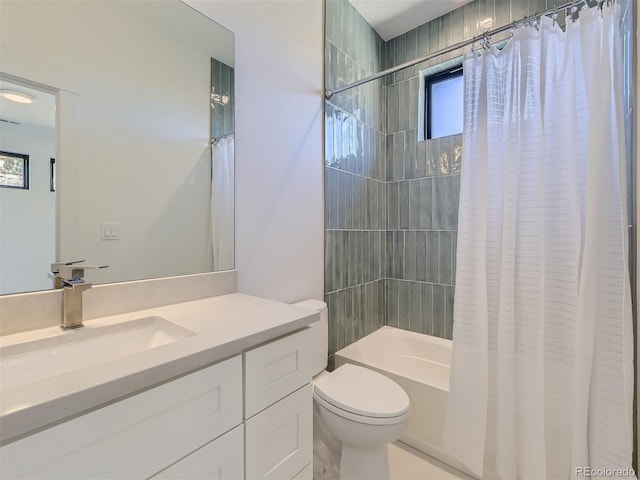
[292,463,312,480]
[245,384,312,480]
[244,328,312,418]
[0,356,242,479]
[151,425,244,480]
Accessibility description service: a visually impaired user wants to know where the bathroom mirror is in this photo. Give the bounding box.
[0,0,234,294]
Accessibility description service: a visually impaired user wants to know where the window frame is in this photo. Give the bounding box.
[0,150,30,190]
[424,65,463,140]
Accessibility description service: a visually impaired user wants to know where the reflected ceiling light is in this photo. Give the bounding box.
[0,89,36,104]
[477,17,494,30]
[210,87,230,108]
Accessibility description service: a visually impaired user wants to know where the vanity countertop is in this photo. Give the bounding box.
[0,293,318,444]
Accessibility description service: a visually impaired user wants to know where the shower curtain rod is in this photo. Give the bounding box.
[324,0,591,100]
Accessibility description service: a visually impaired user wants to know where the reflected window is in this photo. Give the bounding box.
[0,151,29,189]
[425,67,463,139]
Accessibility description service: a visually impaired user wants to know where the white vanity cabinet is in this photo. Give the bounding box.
[152,425,245,479]
[244,328,313,480]
[0,355,244,479]
[0,327,313,480]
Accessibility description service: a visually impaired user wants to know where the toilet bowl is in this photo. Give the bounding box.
[293,300,410,480]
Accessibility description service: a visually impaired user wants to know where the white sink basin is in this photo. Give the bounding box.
[0,317,196,391]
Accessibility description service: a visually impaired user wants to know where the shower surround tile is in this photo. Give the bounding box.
[433,175,460,230]
[325,0,386,364]
[326,0,634,350]
[327,0,465,348]
[419,178,433,229]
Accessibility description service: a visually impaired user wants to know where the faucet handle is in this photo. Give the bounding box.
[50,261,87,288]
[50,260,86,274]
[59,264,108,282]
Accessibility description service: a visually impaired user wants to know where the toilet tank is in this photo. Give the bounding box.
[293,299,328,375]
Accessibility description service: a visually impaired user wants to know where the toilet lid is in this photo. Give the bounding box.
[313,364,410,418]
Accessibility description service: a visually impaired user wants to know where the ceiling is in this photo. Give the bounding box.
[0,79,56,129]
[350,0,474,41]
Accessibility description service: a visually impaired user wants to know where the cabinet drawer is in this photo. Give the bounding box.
[245,384,313,480]
[151,425,244,479]
[244,328,312,418]
[0,356,243,479]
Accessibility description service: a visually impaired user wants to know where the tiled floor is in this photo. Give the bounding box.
[388,442,474,480]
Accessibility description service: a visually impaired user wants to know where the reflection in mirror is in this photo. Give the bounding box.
[0,79,56,295]
[0,0,234,295]
[210,59,235,271]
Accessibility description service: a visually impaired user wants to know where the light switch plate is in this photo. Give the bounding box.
[101,223,120,240]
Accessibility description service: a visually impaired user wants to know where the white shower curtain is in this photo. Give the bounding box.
[211,135,234,271]
[444,6,634,480]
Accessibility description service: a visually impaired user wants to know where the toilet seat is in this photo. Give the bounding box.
[313,364,410,426]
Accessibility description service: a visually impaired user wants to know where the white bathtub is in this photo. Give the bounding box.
[335,326,475,478]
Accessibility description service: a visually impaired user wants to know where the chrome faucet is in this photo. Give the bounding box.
[50,261,108,330]
[49,260,85,289]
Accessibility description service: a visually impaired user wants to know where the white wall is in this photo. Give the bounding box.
[0,122,56,294]
[1,1,219,285]
[187,0,324,303]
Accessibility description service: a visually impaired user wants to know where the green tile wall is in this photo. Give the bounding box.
[325,0,386,369]
[325,0,634,359]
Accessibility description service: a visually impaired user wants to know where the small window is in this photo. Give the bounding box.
[0,151,29,189]
[425,67,463,140]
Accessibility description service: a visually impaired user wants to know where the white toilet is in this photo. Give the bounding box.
[294,300,410,480]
